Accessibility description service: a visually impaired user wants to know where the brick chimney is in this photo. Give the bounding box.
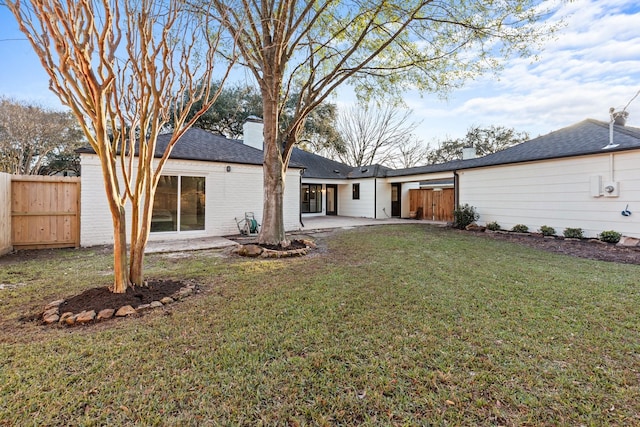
[242,116,264,150]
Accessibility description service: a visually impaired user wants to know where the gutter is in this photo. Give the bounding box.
[454,170,460,208]
[299,172,304,228]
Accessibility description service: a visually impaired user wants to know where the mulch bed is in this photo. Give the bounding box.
[259,240,308,251]
[474,231,640,265]
[58,279,185,314]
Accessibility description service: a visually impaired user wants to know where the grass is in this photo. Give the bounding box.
[1,224,639,425]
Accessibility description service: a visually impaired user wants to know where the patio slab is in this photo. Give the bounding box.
[145,216,446,254]
[300,216,445,231]
[145,236,238,254]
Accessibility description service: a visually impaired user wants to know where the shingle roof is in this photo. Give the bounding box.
[289,148,394,179]
[387,119,640,177]
[348,163,392,178]
[77,128,305,168]
[157,128,270,165]
[290,148,353,178]
[78,119,640,179]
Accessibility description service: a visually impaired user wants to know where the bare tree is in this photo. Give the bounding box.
[389,137,431,169]
[332,103,419,167]
[0,97,84,175]
[204,0,556,246]
[6,0,235,292]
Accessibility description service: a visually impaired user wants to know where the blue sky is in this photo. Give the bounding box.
[1,0,639,146]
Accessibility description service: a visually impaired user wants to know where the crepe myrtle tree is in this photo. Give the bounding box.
[201,0,558,246]
[6,0,236,293]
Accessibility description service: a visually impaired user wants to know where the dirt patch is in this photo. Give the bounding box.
[0,246,112,266]
[473,231,640,265]
[259,240,309,251]
[58,279,185,314]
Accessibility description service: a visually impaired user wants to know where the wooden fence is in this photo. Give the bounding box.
[0,173,11,255]
[11,175,81,250]
[409,188,455,222]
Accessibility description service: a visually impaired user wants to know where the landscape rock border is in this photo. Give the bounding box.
[41,283,197,326]
[234,239,316,258]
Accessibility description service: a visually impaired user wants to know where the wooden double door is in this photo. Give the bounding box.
[409,188,454,222]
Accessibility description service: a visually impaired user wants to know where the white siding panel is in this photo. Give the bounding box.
[401,182,420,218]
[339,179,375,218]
[80,155,114,246]
[460,152,640,238]
[376,179,391,219]
[207,163,265,236]
[284,171,302,231]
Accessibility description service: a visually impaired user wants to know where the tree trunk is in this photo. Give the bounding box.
[129,193,153,286]
[100,154,130,293]
[110,205,129,293]
[129,238,146,286]
[259,143,288,246]
[258,93,288,246]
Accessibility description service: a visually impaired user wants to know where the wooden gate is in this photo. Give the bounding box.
[409,188,455,222]
[11,176,80,249]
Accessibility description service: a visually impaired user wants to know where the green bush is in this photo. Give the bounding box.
[511,224,529,233]
[486,221,500,231]
[599,230,622,244]
[563,227,584,239]
[453,204,479,229]
[539,225,556,236]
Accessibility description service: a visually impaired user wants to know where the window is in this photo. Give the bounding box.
[301,184,323,213]
[151,175,205,232]
[352,183,360,200]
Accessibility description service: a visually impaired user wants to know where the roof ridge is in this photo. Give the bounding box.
[582,118,640,139]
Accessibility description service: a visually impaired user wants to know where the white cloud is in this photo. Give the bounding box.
[405,0,640,142]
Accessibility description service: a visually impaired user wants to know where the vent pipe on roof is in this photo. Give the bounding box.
[603,107,626,150]
[462,146,477,160]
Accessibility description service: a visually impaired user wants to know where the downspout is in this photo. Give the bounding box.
[606,113,617,183]
[373,178,377,219]
[609,153,615,183]
[453,170,460,208]
[299,171,304,228]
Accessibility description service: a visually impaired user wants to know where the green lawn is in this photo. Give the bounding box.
[1,225,639,426]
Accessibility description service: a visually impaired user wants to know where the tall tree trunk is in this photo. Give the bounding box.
[129,237,147,286]
[110,205,129,293]
[129,191,153,286]
[101,154,130,293]
[258,93,288,246]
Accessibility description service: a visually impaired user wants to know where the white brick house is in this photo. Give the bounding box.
[78,126,303,246]
[387,119,640,238]
[78,117,640,246]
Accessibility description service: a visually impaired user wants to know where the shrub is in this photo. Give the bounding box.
[486,221,500,231]
[599,230,621,244]
[539,225,556,236]
[453,204,479,229]
[563,227,584,239]
[511,224,529,233]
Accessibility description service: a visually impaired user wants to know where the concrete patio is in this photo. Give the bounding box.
[145,216,446,254]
